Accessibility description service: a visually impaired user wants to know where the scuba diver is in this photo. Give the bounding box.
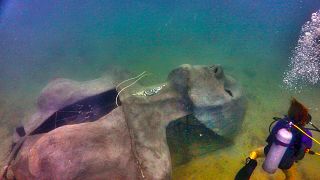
[236,98,320,180]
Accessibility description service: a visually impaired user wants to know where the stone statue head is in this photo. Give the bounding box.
[168,64,245,137]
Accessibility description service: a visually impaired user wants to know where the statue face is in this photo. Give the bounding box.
[168,64,246,137]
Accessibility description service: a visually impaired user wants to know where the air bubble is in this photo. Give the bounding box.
[283,10,320,90]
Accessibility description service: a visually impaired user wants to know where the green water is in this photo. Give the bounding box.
[1,1,320,179]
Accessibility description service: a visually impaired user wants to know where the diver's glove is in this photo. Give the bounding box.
[235,157,257,180]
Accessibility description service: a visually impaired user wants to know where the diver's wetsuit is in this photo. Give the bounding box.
[264,117,312,170]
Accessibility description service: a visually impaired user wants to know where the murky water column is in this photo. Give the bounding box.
[283,10,320,91]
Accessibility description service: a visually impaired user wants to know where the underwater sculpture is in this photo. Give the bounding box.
[1,64,245,180]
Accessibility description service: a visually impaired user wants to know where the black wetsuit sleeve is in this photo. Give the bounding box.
[295,144,306,161]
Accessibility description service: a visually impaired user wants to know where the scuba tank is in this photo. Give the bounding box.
[262,128,293,174]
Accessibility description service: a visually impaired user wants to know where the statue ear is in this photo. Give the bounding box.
[167,64,191,96]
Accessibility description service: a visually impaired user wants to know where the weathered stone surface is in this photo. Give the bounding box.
[2,64,246,180]
[12,107,138,180]
[168,64,245,137]
[116,64,245,179]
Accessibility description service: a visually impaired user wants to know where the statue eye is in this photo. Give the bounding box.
[209,65,218,73]
[224,88,233,97]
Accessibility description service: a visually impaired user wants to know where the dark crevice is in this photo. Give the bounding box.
[30,88,119,135]
[224,89,233,97]
[214,67,218,73]
[166,115,232,166]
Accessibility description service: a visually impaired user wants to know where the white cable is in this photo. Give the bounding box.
[116,71,146,91]
[115,73,149,107]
